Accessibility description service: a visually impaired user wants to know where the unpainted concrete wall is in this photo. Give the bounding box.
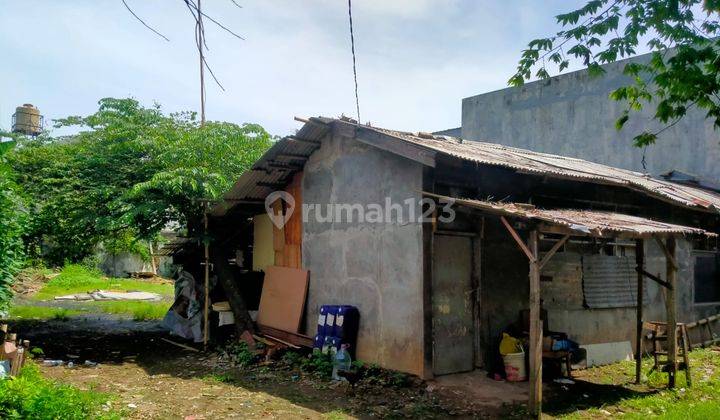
[302,133,425,376]
[461,53,720,181]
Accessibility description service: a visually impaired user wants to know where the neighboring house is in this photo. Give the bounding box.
[203,117,720,385]
[461,52,720,182]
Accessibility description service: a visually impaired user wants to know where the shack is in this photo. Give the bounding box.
[186,117,720,414]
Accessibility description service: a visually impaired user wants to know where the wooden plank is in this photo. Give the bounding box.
[161,337,200,352]
[501,217,536,263]
[655,235,679,271]
[635,238,644,384]
[256,266,309,333]
[666,237,678,388]
[528,229,542,417]
[257,324,314,347]
[637,268,673,290]
[538,234,570,270]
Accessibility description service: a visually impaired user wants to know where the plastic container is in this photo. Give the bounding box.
[332,344,352,381]
[313,334,324,352]
[503,350,527,382]
[317,305,334,336]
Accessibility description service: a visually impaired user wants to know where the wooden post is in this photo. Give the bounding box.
[666,237,677,388]
[635,238,644,384]
[528,229,542,417]
[203,203,210,350]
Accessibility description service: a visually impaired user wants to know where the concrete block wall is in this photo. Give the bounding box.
[301,133,426,376]
[461,53,720,182]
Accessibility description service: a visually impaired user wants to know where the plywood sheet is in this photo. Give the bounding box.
[257,266,309,333]
[252,214,275,272]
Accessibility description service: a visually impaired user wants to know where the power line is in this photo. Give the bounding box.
[348,0,361,123]
[121,0,169,41]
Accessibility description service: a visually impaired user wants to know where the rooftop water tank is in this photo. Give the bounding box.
[12,104,43,136]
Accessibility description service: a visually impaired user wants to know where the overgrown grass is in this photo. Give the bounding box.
[33,264,173,301]
[0,363,121,419]
[94,301,170,321]
[8,306,82,320]
[557,348,720,419]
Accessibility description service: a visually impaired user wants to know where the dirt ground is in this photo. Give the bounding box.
[8,317,522,419]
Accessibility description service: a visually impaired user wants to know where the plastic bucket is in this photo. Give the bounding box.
[503,350,527,382]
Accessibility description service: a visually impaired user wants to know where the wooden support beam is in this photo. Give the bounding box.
[635,239,644,384]
[666,237,678,388]
[538,234,570,270]
[528,229,542,417]
[500,216,536,263]
[655,235,679,271]
[636,268,673,290]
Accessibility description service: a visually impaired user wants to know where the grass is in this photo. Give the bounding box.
[0,363,121,419]
[8,306,82,320]
[8,264,173,321]
[93,301,170,321]
[32,264,174,301]
[554,348,720,419]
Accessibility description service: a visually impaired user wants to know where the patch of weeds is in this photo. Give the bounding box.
[204,373,234,384]
[324,409,350,419]
[0,362,120,419]
[52,308,73,321]
[299,352,334,378]
[222,342,261,367]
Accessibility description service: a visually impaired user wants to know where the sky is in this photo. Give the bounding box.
[1,0,590,137]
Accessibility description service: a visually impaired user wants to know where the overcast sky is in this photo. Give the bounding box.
[1,0,591,137]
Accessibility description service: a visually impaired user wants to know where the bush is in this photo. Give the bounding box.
[0,363,119,419]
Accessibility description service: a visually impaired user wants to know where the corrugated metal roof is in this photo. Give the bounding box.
[211,117,720,216]
[360,123,720,213]
[424,192,715,238]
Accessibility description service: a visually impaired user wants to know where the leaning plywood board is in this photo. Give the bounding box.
[256,266,309,333]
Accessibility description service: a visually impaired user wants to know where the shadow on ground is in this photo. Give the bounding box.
[6,317,657,419]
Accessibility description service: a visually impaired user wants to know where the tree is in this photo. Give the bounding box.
[0,141,25,310]
[7,98,271,265]
[510,0,720,146]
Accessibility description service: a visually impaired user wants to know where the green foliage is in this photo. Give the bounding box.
[0,149,25,311]
[223,342,260,367]
[299,352,334,378]
[7,98,271,264]
[0,363,119,419]
[511,0,720,146]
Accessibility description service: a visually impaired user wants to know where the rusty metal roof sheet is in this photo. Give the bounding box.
[361,123,720,213]
[424,192,715,238]
[212,116,720,216]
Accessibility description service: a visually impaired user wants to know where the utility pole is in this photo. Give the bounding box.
[198,0,206,126]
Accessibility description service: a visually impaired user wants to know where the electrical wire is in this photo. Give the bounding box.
[348,0,361,123]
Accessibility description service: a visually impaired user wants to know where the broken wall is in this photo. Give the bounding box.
[302,133,425,376]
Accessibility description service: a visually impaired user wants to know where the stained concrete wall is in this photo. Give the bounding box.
[480,223,720,367]
[461,53,720,182]
[302,133,426,376]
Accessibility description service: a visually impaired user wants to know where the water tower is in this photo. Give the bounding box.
[12,104,44,136]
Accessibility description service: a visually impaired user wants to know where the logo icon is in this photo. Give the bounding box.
[265,191,296,228]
